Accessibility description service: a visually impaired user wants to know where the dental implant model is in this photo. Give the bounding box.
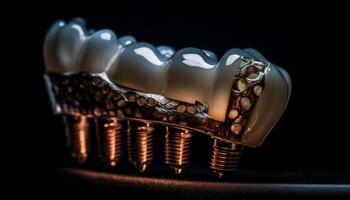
[43,18,291,177]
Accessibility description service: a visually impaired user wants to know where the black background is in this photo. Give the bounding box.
[5,2,349,197]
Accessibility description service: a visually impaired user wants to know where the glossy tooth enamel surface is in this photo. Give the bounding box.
[165,48,217,106]
[44,18,119,73]
[107,42,168,94]
[55,19,87,72]
[78,30,119,73]
[202,49,218,61]
[43,20,66,72]
[107,46,243,122]
[157,45,175,58]
[119,35,137,46]
[44,18,292,147]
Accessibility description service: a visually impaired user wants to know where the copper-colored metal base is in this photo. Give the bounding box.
[127,121,154,173]
[95,117,123,167]
[165,127,192,175]
[210,139,243,178]
[63,115,91,164]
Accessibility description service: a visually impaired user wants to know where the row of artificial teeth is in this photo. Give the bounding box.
[44,18,291,148]
[44,18,252,122]
[44,18,220,73]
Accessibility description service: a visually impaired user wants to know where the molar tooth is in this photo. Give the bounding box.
[208,49,243,122]
[165,48,217,106]
[78,30,119,73]
[107,43,167,94]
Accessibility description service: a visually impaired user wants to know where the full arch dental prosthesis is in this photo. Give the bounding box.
[43,18,291,177]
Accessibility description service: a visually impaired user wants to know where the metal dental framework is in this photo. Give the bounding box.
[43,18,291,177]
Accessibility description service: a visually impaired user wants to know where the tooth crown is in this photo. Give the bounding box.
[43,19,291,148]
[44,18,119,73]
[108,42,168,94]
[107,47,244,122]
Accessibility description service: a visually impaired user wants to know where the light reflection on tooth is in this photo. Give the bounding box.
[134,47,164,66]
[44,19,293,178]
[165,48,217,107]
[45,19,120,74]
[107,43,167,94]
[182,53,216,69]
[202,49,218,61]
[78,30,119,73]
[208,50,242,122]
[44,20,65,72]
[119,35,137,46]
[157,45,175,58]
[55,20,87,72]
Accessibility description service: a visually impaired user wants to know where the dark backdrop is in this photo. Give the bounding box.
[7,2,349,196]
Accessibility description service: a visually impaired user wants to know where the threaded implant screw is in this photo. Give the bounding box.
[210,139,243,178]
[164,127,192,175]
[63,115,91,164]
[127,121,154,173]
[95,117,123,167]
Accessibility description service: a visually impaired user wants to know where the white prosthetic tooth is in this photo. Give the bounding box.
[56,20,88,72]
[107,42,167,94]
[208,50,243,122]
[119,35,137,46]
[43,20,65,72]
[242,66,291,147]
[157,45,175,58]
[78,29,119,73]
[165,48,217,108]
[202,49,218,61]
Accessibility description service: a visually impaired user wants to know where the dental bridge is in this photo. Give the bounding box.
[44,18,291,178]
